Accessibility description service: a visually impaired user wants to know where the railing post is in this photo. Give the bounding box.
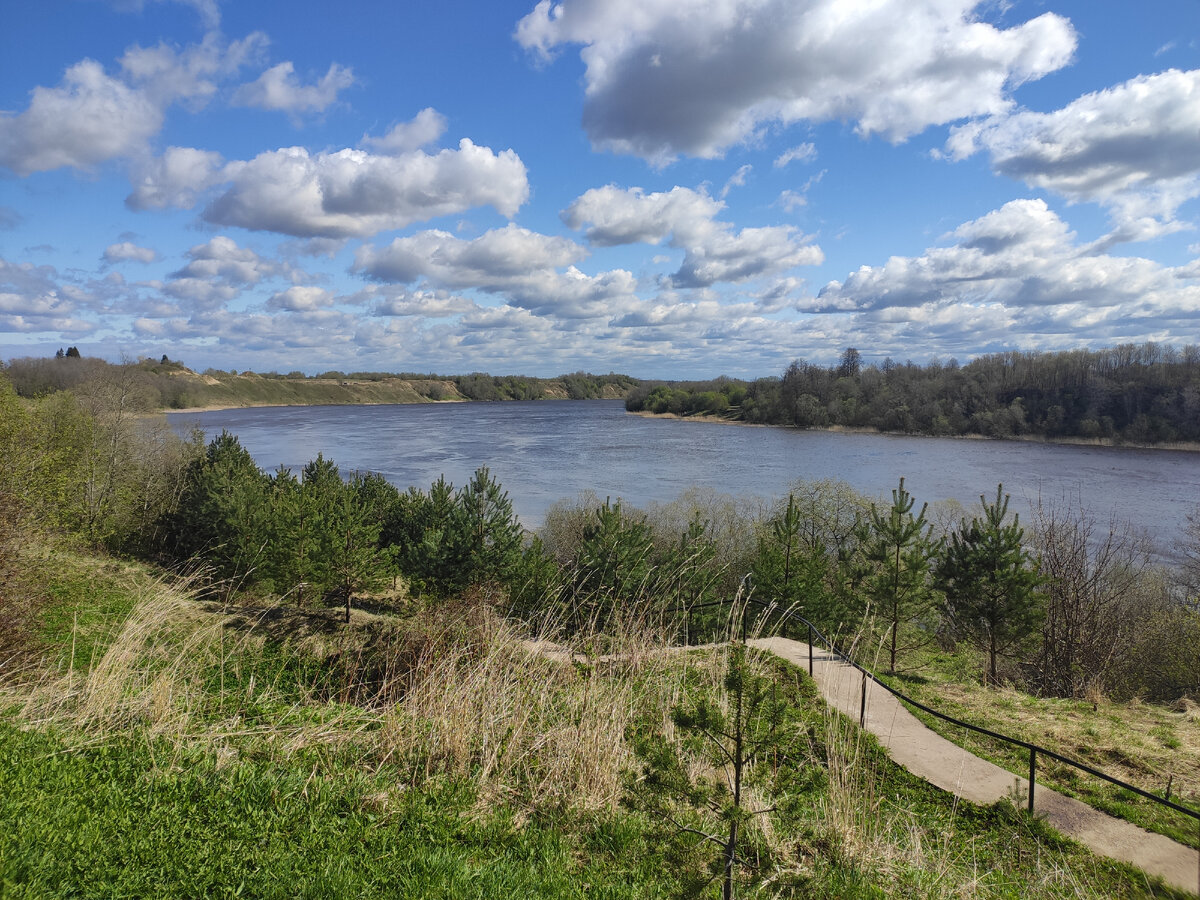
[1028,748,1036,814]
[860,670,867,727]
[808,623,813,677]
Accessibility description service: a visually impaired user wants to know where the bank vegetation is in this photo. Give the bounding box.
[628,343,1200,447]
[1,363,1197,897]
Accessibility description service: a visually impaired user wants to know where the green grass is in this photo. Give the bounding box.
[2,566,1195,898]
[30,549,149,670]
[879,651,1200,852]
[0,724,676,899]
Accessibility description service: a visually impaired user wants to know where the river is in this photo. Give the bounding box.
[168,399,1200,553]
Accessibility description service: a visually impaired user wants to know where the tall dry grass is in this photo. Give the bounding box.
[4,576,694,812]
[13,574,232,739]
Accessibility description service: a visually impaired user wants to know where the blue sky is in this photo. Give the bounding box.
[2,0,1199,378]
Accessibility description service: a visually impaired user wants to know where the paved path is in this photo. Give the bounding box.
[749,636,1200,896]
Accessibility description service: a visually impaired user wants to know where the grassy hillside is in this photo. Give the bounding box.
[0,544,1191,898]
[158,368,464,409]
[1,355,639,411]
[883,651,1200,851]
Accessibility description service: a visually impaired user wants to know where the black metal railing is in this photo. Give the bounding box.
[672,594,1200,831]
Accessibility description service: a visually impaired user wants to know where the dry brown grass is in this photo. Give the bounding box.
[3,577,695,813]
[13,574,230,738]
[906,680,1200,808]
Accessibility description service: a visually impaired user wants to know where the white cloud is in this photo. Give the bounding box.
[103,241,158,264]
[362,108,448,154]
[356,224,585,284]
[233,61,355,116]
[266,285,335,311]
[111,0,222,30]
[119,32,267,108]
[126,146,228,210]
[200,140,529,238]
[366,286,479,318]
[171,235,279,285]
[774,143,816,168]
[355,224,641,318]
[516,0,1075,160]
[136,307,363,356]
[163,278,241,309]
[162,235,300,310]
[0,259,96,335]
[814,200,1200,334]
[945,68,1200,242]
[674,224,822,287]
[562,184,721,246]
[778,190,806,213]
[720,164,752,199]
[0,33,265,177]
[0,60,163,176]
[563,184,822,286]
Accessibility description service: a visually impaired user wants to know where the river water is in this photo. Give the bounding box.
[168,399,1200,553]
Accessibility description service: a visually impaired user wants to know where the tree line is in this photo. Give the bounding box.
[154,431,1200,703]
[3,365,1198,703]
[627,343,1200,445]
[2,354,640,410]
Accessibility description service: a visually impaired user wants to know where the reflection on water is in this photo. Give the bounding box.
[169,399,1200,552]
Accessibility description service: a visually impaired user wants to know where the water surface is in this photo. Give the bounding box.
[169,400,1200,551]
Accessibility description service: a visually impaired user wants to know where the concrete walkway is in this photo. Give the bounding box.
[749,636,1200,896]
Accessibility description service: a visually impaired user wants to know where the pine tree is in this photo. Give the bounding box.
[572,499,654,626]
[751,494,834,631]
[935,485,1043,685]
[456,466,523,587]
[167,431,269,580]
[854,477,939,673]
[627,640,795,899]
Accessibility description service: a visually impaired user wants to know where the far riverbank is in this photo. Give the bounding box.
[629,410,1200,453]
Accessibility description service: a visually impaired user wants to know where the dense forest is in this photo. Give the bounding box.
[1,353,639,410]
[627,343,1200,445]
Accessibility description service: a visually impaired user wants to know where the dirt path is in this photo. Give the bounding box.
[749,636,1200,895]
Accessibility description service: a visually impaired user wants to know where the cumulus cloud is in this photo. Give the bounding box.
[196,140,529,237]
[163,235,298,310]
[945,68,1200,242]
[362,108,448,154]
[133,307,363,356]
[170,235,280,284]
[355,224,639,318]
[366,286,479,318]
[118,31,267,108]
[103,241,158,264]
[0,60,164,176]
[0,33,264,176]
[0,259,96,335]
[563,184,822,286]
[356,224,584,284]
[266,285,335,311]
[233,61,355,116]
[815,199,1200,331]
[516,0,1076,160]
[126,146,228,210]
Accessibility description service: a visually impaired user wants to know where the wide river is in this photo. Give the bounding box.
[169,399,1200,553]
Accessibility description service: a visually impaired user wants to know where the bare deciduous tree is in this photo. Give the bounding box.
[1030,497,1152,698]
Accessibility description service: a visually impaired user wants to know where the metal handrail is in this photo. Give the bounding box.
[673,594,1200,826]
